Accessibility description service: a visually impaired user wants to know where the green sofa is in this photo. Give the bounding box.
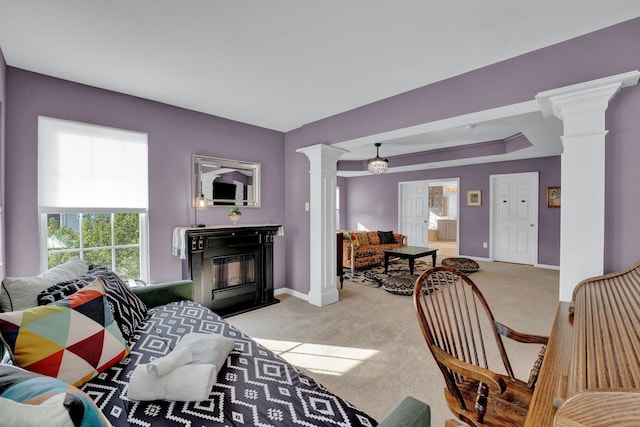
[130,279,194,307]
[379,396,431,426]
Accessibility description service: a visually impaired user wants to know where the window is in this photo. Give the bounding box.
[38,117,149,280]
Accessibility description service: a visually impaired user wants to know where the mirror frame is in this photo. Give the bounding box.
[192,154,261,208]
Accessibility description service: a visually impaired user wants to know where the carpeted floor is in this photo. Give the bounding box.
[227,259,559,427]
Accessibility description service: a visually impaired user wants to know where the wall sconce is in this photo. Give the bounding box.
[192,177,207,227]
[196,181,207,211]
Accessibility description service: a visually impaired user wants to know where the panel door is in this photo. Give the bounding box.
[399,181,429,247]
[492,173,538,264]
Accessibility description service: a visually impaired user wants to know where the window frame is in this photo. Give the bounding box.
[40,211,149,281]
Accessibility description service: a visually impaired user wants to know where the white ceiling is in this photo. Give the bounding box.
[1,1,639,168]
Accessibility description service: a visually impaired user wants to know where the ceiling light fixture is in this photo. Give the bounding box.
[367,143,388,175]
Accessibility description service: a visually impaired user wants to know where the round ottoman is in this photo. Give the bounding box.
[441,257,480,274]
[378,274,417,295]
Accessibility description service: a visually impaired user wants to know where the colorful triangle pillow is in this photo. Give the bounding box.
[0,279,129,387]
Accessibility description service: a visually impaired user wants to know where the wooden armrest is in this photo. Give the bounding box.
[494,321,549,345]
[432,347,506,394]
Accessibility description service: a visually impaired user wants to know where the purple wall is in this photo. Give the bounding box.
[605,79,640,269]
[283,128,310,292]
[286,17,640,293]
[4,69,286,285]
[0,47,5,108]
[343,156,561,266]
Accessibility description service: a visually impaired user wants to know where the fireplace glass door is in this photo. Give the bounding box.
[212,254,256,290]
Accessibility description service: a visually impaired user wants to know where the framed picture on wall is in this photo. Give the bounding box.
[467,190,481,206]
[547,186,561,208]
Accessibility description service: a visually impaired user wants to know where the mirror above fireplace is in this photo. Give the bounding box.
[192,154,261,208]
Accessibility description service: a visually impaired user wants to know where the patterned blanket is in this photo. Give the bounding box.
[81,300,377,426]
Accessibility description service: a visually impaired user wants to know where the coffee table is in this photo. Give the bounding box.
[384,246,438,275]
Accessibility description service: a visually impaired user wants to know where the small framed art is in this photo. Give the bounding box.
[467,190,481,206]
[547,186,561,208]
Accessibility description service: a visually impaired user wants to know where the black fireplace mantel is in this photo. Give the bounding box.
[181,224,281,317]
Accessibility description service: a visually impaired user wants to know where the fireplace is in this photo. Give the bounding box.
[183,225,280,317]
[212,254,255,290]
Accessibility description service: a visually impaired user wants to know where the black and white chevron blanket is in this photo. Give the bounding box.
[81,300,377,427]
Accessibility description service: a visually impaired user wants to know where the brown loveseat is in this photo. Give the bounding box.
[341,230,407,271]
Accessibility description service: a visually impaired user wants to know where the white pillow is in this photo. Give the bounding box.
[0,257,88,311]
[0,396,77,427]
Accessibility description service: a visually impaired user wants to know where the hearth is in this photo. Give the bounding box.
[182,225,280,317]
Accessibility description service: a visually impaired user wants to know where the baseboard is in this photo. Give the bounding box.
[274,287,309,301]
[535,263,560,270]
[457,255,492,262]
[457,256,559,271]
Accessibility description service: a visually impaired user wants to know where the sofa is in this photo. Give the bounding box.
[341,230,407,271]
[0,257,429,426]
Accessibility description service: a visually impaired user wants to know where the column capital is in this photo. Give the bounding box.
[536,70,639,120]
[296,144,349,166]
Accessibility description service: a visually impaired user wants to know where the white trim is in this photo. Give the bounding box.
[459,255,492,263]
[453,256,558,270]
[335,100,546,177]
[334,100,540,149]
[536,70,640,118]
[274,287,309,301]
[535,263,560,271]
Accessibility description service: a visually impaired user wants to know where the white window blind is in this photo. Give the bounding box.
[38,116,148,213]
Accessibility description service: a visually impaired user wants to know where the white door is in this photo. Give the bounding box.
[399,181,429,247]
[491,172,538,265]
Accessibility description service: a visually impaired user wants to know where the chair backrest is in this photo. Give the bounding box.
[413,267,515,408]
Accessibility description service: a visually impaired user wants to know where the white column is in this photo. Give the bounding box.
[536,71,639,301]
[296,144,348,307]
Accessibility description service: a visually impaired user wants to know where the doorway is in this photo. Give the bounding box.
[399,179,459,256]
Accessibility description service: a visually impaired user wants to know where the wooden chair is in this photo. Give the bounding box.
[413,267,548,426]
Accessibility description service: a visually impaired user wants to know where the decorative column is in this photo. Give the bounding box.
[296,144,348,307]
[536,71,639,301]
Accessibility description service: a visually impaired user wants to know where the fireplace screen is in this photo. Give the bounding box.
[212,254,256,290]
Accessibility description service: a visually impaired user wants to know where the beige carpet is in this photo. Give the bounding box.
[227,259,559,426]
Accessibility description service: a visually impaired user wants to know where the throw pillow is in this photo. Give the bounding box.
[378,230,396,244]
[38,265,149,343]
[0,279,129,387]
[0,364,109,426]
[0,257,88,312]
